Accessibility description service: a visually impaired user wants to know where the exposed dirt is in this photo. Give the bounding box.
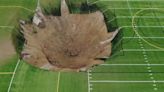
[20,0,118,72]
[0,37,16,63]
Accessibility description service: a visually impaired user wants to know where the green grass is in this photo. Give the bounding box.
[10,61,60,92]
[0,0,164,92]
[89,1,164,92]
[59,72,88,92]
[9,61,88,92]
[0,55,18,92]
[91,83,164,92]
[0,55,18,71]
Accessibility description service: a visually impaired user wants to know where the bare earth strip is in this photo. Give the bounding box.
[0,34,16,63]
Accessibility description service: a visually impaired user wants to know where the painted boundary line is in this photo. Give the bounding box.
[0,26,14,29]
[0,72,14,75]
[0,5,34,29]
[103,8,164,10]
[132,9,164,50]
[56,72,61,92]
[123,37,164,39]
[7,59,21,92]
[102,7,164,13]
[0,6,34,12]
[121,49,164,51]
[138,34,158,90]
[116,16,164,18]
[89,0,164,5]
[90,80,164,83]
[107,16,164,23]
[2,25,164,29]
[87,71,91,92]
[87,70,93,92]
[101,64,164,66]
[122,26,164,28]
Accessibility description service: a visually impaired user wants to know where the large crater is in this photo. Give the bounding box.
[18,0,119,72]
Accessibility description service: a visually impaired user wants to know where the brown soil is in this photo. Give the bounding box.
[20,0,117,72]
[0,36,16,63]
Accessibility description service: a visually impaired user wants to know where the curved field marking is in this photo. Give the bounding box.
[0,6,34,13]
[0,6,34,29]
[132,8,164,50]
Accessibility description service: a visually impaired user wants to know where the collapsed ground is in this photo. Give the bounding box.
[19,0,120,71]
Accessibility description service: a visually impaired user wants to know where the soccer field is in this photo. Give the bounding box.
[0,0,164,92]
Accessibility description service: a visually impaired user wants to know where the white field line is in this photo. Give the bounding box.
[103,7,164,10]
[89,0,164,5]
[122,26,164,28]
[102,7,164,13]
[87,71,91,92]
[56,72,61,92]
[90,80,164,83]
[101,64,164,66]
[0,6,34,12]
[0,72,14,75]
[107,17,117,23]
[126,0,133,16]
[121,49,164,51]
[107,25,164,29]
[117,16,164,18]
[139,38,158,90]
[123,37,164,39]
[0,5,34,29]
[0,26,14,29]
[107,16,164,22]
[7,59,21,92]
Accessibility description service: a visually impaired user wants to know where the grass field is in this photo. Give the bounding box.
[0,0,164,92]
